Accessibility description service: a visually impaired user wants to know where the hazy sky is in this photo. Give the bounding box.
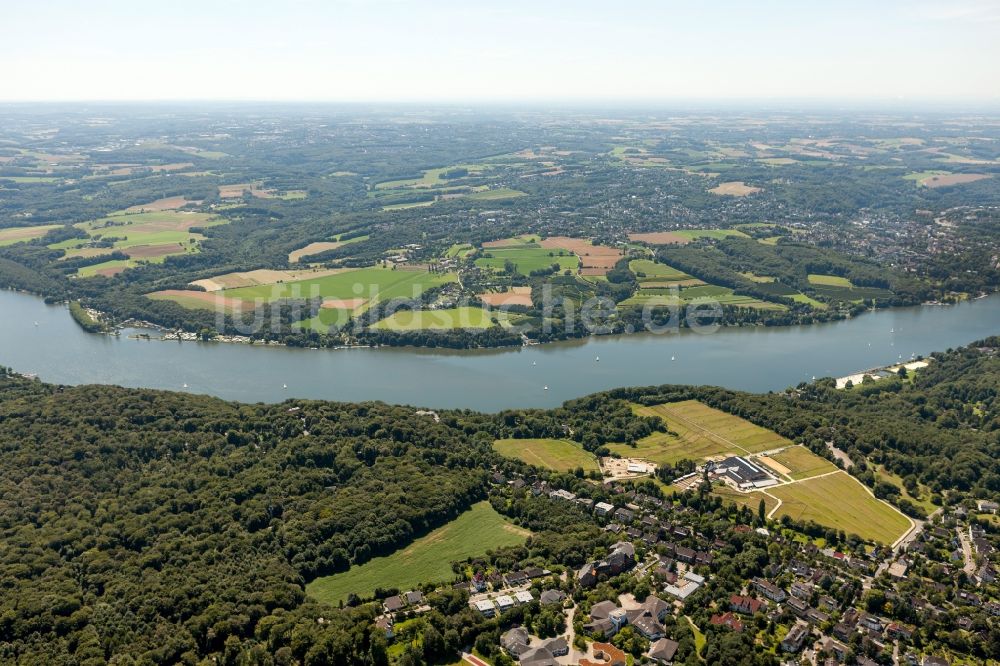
[4,0,999,102]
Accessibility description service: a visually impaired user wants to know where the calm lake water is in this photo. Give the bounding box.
[1,289,998,411]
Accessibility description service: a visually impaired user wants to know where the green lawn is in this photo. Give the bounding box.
[766,471,911,544]
[298,307,354,332]
[493,438,599,473]
[475,247,579,275]
[372,306,496,330]
[305,501,530,605]
[629,259,691,281]
[223,267,455,307]
[807,274,853,288]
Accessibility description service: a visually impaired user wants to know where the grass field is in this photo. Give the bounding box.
[766,471,911,544]
[372,306,496,330]
[0,224,60,247]
[61,210,225,273]
[467,188,527,201]
[298,307,354,332]
[222,267,455,308]
[493,438,599,473]
[614,401,793,464]
[629,259,691,281]
[807,274,853,288]
[619,284,784,310]
[305,501,530,605]
[673,229,749,241]
[475,247,579,275]
[767,445,839,481]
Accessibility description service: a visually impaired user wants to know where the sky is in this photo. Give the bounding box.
[3,0,999,103]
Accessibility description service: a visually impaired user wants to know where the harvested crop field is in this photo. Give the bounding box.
[709,181,761,196]
[618,400,794,464]
[628,231,690,245]
[479,286,533,307]
[766,471,911,544]
[540,236,622,273]
[768,445,839,480]
[190,268,349,292]
[321,298,366,309]
[0,224,60,247]
[125,243,186,259]
[289,241,345,263]
[921,173,991,188]
[218,183,253,198]
[147,289,251,313]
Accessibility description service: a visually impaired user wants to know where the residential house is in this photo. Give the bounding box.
[781,621,810,653]
[375,616,394,640]
[383,595,405,613]
[542,637,568,657]
[730,594,763,615]
[580,643,627,666]
[540,589,566,606]
[710,612,744,632]
[501,627,531,659]
[648,638,680,664]
[595,501,615,517]
[519,647,558,666]
[753,578,787,602]
[404,590,423,606]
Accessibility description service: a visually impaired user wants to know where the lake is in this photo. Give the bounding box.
[1,289,997,411]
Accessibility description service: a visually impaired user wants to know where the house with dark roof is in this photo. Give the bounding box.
[382,595,405,613]
[540,589,566,606]
[542,637,568,656]
[500,627,531,658]
[648,638,680,663]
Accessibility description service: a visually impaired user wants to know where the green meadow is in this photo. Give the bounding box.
[305,502,529,605]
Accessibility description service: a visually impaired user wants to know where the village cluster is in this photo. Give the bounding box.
[371,470,999,666]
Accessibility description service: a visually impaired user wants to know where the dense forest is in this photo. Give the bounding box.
[0,338,997,663]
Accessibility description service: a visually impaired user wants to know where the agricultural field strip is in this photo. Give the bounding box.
[653,402,755,456]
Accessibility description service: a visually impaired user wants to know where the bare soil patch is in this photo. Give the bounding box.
[479,286,533,307]
[540,236,622,274]
[709,181,761,196]
[190,267,348,291]
[125,244,184,259]
[289,241,345,263]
